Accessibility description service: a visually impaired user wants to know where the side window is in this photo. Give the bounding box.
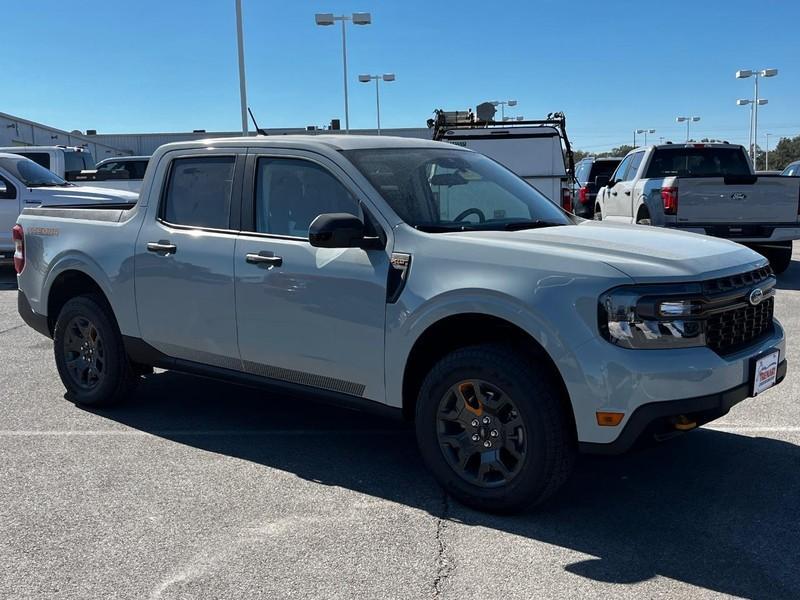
[611,155,633,183]
[0,174,16,200]
[575,161,590,184]
[255,157,360,238]
[130,160,148,179]
[17,152,50,169]
[625,152,645,181]
[161,156,236,229]
[64,152,85,175]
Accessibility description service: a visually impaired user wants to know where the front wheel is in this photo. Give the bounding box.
[415,344,575,513]
[593,207,602,221]
[53,294,139,406]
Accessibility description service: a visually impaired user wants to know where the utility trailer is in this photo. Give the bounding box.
[428,108,576,206]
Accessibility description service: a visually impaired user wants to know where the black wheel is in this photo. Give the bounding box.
[636,216,651,226]
[53,295,138,406]
[593,207,602,221]
[415,344,575,513]
[766,243,792,275]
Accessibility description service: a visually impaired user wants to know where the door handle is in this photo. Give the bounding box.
[624,190,631,196]
[146,241,177,254]
[611,191,618,196]
[246,253,283,267]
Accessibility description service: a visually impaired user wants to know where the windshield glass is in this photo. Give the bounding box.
[0,155,67,187]
[343,148,571,231]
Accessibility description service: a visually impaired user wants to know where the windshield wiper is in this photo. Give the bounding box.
[502,220,565,231]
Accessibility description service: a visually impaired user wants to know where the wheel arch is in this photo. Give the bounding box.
[45,267,116,336]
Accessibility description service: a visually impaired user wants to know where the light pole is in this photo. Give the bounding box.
[358,73,395,135]
[634,128,655,146]
[676,116,700,142]
[235,0,248,135]
[490,100,517,121]
[736,68,778,160]
[315,12,372,133]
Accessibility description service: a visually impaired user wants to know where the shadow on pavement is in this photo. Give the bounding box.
[774,258,800,290]
[85,370,800,599]
[0,262,16,290]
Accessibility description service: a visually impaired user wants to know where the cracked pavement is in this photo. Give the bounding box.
[2,257,800,599]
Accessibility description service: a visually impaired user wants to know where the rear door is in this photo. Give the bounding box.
[134,149,245,367]
[603,154,635,221]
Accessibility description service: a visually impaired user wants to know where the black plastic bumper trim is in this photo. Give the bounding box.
[579,359,787,455]
[17,290,51,338]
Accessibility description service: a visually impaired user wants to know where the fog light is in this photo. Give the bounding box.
[596,412,625,426]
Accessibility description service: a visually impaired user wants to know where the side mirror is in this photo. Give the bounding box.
[595,175,610,188]
[309,213,369,248]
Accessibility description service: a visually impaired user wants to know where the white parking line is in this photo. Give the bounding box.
[0,429,407,437]
[704,425,800,433]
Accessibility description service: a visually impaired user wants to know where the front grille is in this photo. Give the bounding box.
[706,296,774,355]
[703,265,773,294]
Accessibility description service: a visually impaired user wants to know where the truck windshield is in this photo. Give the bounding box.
[343,148,572,232]
[645,147,752,178]
[0,156,69,187]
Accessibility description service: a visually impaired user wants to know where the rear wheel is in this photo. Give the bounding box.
[593,207,602,221]
[415,344,575,513]
[53,295,138,406]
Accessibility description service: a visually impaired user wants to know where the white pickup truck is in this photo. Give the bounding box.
[594,143,800,273]
[0,153,137,258]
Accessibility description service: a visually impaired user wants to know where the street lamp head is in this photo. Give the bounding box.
[736,99,752,106]
[315,13,335,25]
[691,117,700,122]
[382,73,396,81]
[508,100,517,107]
[736,69,753,79]
[761,68,778,77]
[490,101,500,106]
[516,116,524,121]
[358,74,372,83]
[352,12,372,25]
[676,117,687,123]
[757,99,768,105]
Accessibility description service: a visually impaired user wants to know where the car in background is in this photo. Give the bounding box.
[76,156,150,192]
[0,145,96,181]
[594,143,800,273]
[572,157,621,219]
[781,161,800,176]
[0,153,136,259]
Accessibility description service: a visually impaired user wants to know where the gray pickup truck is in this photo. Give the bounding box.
[15,136,786,512]
[595,143,800,273]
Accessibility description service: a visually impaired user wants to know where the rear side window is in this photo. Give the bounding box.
[625,152,645,181]
[611,155,633,183]
[64,152,86,175]
[98,159,148,179]
[16,152,50,169]
[782,163,799,177]
[575,161,591,184]
[590,160,620,180]
[162,156,236,229]
[645,147,751,178]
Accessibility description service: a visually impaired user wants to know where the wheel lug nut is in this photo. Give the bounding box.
[490,430,499,438]
[482,416,491,425]
[471,434,480,442]
[483,440,492,448]
[471,419,479,427]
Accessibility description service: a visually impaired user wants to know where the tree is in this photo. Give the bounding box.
[571,149,589,163]
[765,135,800,171]
[596,144,634,158]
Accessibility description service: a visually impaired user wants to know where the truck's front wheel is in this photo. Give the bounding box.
[53,295,139,406]
[415,344,575,513]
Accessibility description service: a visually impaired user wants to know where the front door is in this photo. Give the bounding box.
[234,151,390,401]
[134,150,245,369]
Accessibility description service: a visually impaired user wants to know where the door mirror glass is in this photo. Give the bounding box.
[594,175,610,188]
[308,213,366,248]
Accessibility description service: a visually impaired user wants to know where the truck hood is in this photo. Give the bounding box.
[24,185,138,205]
[445,221,765,282]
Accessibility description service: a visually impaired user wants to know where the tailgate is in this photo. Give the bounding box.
[676,177,799,224]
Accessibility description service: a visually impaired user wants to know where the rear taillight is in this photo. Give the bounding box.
[661,186,679,215]
[12,224,24,274]
[561,188,573,213]
[578,186,589,204]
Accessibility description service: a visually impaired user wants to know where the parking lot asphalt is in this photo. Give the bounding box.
[1,256,799,600]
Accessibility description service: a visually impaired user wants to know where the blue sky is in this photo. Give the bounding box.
[3,0,799,152]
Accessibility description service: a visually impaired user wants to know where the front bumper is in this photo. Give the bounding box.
[580,359,787,454]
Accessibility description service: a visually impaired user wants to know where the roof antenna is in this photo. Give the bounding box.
[248,107,266,135]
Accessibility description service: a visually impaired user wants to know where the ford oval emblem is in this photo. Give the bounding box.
[749,288,764,306]
[731,192,747,200]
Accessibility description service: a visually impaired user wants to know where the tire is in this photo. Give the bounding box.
[767,243,792,275]
[53,294,138,406]
[593,207,602,221]
[636,214,651,226]
[415,344,576,514]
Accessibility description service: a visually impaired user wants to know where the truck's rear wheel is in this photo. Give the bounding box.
[593,207,602,221]
[415,344,575,513]
[53,295,138,406]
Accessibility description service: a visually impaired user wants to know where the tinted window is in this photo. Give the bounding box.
[16,152,50,169]
[611,155,633,183]
[97,159,148,179]
[645,147,751,178]
[575,161,591,184]
[782,163,799,176]
[588,160,620,180]
[344,148,571,231]
[625,152,645,181]
[162,156,235,229]
[255,158,360,237]
[64,152,86,174]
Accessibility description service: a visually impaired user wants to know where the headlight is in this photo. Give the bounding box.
[599,284,706,349]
